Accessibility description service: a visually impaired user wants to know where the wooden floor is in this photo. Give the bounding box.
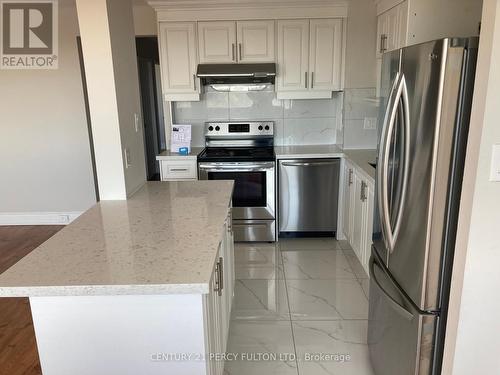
[0,226,63,375]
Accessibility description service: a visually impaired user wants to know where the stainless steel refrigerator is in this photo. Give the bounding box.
[368,37,478,375]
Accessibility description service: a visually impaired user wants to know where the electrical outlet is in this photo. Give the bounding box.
[134,113,140,133]
[124,148,132,168]
[364,117,377,130]
[490,144,500,182]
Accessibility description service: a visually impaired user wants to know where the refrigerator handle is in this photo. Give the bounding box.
[391,75,411,251]
[379,74,411,253]
[377,73,400,252]
[369,255,415,321]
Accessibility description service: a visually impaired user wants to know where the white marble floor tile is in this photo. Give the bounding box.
[282,250,356,280]
[232,279,290,321]
[357,279,370,300]
[235,243,284,280]
[279,238,342,251]
[342,249,369,279]
[286,279,369,320]
[292,320,374,375]
[224,321,298,375]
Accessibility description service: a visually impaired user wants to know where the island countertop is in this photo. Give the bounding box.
[0,181,234,297]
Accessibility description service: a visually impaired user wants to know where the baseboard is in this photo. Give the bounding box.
[0,212,83,226]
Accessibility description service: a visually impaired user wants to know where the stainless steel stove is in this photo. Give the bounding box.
[198,122,276,242]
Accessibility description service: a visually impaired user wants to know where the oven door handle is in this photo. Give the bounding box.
[198,163,275,171]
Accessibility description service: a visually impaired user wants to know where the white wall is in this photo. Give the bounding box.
[76,0,146,199]
[0,0,96,223]
[445,0,500,373]
[107,0,147,196]
[343,0,378,149]
[133,1,157,36]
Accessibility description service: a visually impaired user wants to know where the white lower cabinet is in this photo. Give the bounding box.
[341,161,374,276]
[203,211,235,375]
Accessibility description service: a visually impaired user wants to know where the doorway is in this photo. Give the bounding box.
[136,36,167,181]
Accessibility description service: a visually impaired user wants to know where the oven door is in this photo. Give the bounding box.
[198,162,275,220]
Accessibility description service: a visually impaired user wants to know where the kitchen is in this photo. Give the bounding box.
[0,0,498,375]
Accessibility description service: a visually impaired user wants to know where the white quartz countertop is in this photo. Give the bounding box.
[275,144,344,159]
[343,149,377,181]
[0,181,234,297]
[275,145,376,181]
[156,147,204,161]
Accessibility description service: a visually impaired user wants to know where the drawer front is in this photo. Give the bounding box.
[160,160,197,180]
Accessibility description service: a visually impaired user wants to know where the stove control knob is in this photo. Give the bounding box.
[215,126,220,131]
[258,125,263,131]
[265,125,270,131]
[208,126,214,131]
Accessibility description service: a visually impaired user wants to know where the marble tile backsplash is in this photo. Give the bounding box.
[171,86,342,147]
[342,87,379,150]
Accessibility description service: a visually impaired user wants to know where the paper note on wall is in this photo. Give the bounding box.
[171,125,192,153]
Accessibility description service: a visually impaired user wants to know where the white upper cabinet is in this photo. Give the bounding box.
[277,19,344,99]
[198,21,237,63]
[309,19,343,92]
[159,22,200,101]
[236,20,275,63]
[376,2,407,58]
[276,19,309,93]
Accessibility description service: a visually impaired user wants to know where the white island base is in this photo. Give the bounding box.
[0,182,235,375]
[31,294,212,375]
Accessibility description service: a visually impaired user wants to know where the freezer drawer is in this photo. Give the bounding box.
[279,158,339,232]
[368,248,437,375]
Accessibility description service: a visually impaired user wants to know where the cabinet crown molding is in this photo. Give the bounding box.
[149,0,347,10]
[149,0,348,21]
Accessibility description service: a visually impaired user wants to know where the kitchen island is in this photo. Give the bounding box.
[0,181,235,375]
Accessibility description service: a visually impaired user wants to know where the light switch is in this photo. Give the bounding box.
[490,144,500,182]
[364,117,377,130]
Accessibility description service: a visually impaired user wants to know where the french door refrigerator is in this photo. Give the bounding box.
[368,37,478,375]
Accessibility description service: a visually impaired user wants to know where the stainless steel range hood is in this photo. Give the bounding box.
[197,63,276,86]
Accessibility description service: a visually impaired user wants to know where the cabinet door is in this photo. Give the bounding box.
[159,22,198,95]
[396,0,408,49]
[198,21,236,63]
[205,258,223,375]
[277,19,309,92]
[236,20,275,63]
[386,6,400,52]
[309,19,343,91]
[376,12,389,59]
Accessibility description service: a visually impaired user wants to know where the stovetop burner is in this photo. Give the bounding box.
[198,147,275,162]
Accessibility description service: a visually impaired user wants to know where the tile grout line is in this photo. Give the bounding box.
[279,243,301,375]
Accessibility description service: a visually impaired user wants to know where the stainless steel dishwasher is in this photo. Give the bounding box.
[279,158,340,233]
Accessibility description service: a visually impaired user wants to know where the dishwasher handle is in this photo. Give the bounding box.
[281,160,339,167]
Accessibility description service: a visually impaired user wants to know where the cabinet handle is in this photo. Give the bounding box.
[170,168,188,172]
[348,169,353,186]
[214,261,220,294]
[380,34,388,53]
[232,43,235,61]
[311,72,314,89]
[227,209,232,233]
[193,74,196,91]
[305,72,308,88]
[238,43,242,61]
[361,181,367,202]
[218,257,224,296]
